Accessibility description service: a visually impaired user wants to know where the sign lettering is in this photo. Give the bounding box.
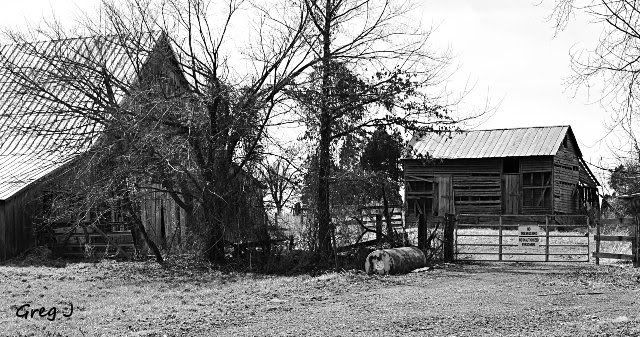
[518,225,541,248]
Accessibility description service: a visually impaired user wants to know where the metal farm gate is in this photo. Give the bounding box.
[454,214,590,262]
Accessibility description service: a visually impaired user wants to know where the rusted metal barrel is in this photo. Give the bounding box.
[365,247,426,275]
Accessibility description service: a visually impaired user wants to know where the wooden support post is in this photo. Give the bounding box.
[498,215,503,261]
[633,216,639,268]
[417,213,427,251]
[545,216,550,262]
[587,216,590,263]
[454,217,458,258]
[595,219,601,266]
[375,214,383,245]
[443,214,455,262]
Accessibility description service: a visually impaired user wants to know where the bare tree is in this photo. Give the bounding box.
[0,0,320,264]
[551,0,640,158]
[261,152,301,228]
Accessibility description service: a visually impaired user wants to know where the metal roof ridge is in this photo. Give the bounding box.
[457,125,570,132]
[0,31,160,49]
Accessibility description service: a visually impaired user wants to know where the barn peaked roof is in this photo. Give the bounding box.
[409,125,583,159]
[0,32,166,200]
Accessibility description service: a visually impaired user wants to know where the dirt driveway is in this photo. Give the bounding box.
[0,261,638,336]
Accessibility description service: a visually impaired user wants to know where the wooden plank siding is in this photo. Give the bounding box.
[139,183,186,253]
[0,184,42,260]
[520,156,553,172]
[0,200,5,260]
[553,135,580,214]
[404,155,580,217]
[404,158,502,215]
[502,174,521,214]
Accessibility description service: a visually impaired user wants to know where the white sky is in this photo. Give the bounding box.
[420,0,616,188]
[0,0,624,189]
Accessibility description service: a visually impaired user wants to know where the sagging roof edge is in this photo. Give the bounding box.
[0,154,80,202]
[578,157,600,187]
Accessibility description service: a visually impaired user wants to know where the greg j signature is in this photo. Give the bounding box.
[15,303,73,321]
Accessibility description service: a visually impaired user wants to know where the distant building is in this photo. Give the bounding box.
[402,126,599,222]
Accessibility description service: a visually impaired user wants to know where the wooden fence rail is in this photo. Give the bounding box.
[454,214,590,263]
[593,217,639,267]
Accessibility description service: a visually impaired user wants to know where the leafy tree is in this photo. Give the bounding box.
[292,0,455,257]
[361,127,403,181]
[361,127,404,246]
[609,163,640,196]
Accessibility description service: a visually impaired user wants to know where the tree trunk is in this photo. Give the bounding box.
[274,208,281,228]
[203,192,227,264]
[316,0,334,259]
[122,190,164,264]
[130,220,149,257]
[129,209,164,264]
[317,120,332,257]
[133,217,164,264]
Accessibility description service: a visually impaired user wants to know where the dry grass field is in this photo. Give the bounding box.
[0,257,639,336]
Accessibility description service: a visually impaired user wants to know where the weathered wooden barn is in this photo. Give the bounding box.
[0,33,268,260]
[403,126,599,221]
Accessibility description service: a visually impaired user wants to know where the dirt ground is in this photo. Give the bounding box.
[0,260,639,336]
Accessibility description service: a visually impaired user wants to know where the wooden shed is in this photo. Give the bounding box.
[402,126,599,221]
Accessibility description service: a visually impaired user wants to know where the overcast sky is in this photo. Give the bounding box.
[0,0,622,189]
[421,1,618,184]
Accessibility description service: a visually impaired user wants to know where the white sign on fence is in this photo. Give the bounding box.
[518,225,541,247]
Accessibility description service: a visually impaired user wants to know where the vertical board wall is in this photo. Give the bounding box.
[0,186,41,260]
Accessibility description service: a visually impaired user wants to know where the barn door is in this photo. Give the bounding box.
[502,174,521,214]
[436,175,455,216]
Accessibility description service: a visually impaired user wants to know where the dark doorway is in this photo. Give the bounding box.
[503,157,520,173]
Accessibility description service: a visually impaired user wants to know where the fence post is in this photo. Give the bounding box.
[545,216,550,262]
[417,213,427,252]
[595,219,600,266]
[498,215,503,261]
[443,214,455,262]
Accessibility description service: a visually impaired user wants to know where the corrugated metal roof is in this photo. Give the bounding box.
[410,126,573,159]
[0,33,161,200]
